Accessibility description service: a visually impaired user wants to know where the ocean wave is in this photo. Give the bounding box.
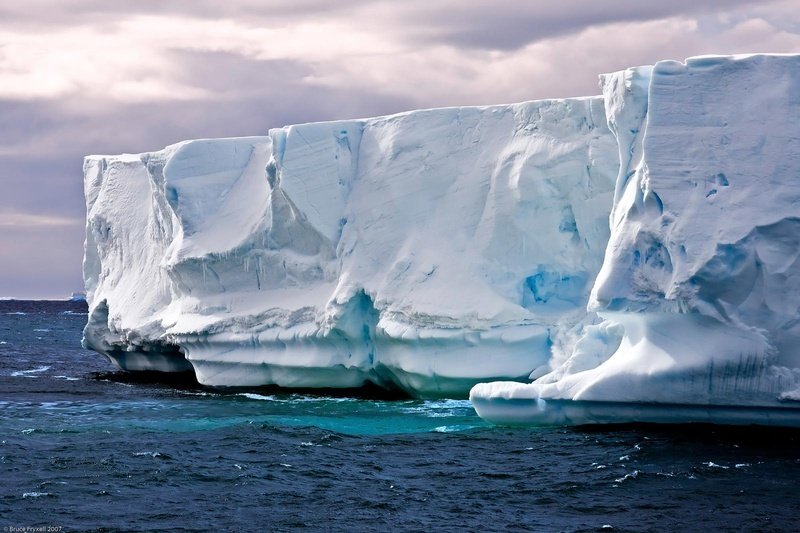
[11,365,51,377]
[238,393,277,401]
[23,492,55,498]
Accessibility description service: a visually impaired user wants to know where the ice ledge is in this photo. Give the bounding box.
[470,395,800,428]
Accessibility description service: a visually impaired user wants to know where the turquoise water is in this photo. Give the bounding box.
[5,394,488,436]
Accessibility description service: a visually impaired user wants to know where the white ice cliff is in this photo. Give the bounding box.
[84,53,800,425]
[471,54,800,426]
[83,98,617,397]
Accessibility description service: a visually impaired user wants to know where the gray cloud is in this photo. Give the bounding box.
[0,0,376,32]
[0,0,778,49]
[385,0,770,50]
[0,224,85,299]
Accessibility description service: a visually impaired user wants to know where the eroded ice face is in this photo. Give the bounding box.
[83,96,617,397]
[472,54,800,426]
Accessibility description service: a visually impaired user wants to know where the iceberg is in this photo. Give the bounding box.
[83,53,800,425]
[471,54,800,426]
[83,98,617,396]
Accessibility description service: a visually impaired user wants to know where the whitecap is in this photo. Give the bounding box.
[23,492,53,498]
[133,451,163,458]
[238,393,277,401]
[703,461,730,469]
[614,470,639,483]
[11,365,50,377]
[54,376,80,381]
[424,399,472,409]
[33,328,50,332]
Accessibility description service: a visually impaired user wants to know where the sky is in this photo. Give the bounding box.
[2,0,800,298]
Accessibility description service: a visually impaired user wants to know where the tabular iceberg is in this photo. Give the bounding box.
[83,53,800,425]
[471,54,800,426]
[83,98,617,397]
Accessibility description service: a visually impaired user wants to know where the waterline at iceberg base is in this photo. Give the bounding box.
[83,54,800,426]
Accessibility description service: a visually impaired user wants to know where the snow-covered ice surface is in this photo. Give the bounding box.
[471,54,800,426]
[83,98,617,397]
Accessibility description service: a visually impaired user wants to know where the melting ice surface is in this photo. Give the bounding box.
[84,54,800,426]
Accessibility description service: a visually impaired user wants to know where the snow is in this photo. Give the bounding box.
[83,98,617,397]
[471,54,800,426]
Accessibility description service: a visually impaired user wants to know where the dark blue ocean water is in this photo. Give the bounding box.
[1,300,800,532]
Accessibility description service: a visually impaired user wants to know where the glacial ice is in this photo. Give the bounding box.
[84,53,800,424]
[83,98,617,397]
[471,54,800,426]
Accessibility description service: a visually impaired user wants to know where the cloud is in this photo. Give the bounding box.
[0,0,370,28]
[0,211,82,227]
[0,1,799,297]
[374,0,770,51]
[1,1,796,105]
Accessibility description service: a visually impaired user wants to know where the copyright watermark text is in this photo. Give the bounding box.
[4,526,63,532]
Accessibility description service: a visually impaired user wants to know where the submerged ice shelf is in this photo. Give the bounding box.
[84,54,800,425]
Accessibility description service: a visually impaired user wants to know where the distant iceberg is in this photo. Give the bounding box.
[83,54,800,425]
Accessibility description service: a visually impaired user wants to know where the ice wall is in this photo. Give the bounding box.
[83,98,618,397]
[472,54,800,426]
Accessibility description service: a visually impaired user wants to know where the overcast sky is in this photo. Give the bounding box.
[2,0,799,298]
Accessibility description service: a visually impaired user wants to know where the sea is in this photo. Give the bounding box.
[1,300,799,532]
